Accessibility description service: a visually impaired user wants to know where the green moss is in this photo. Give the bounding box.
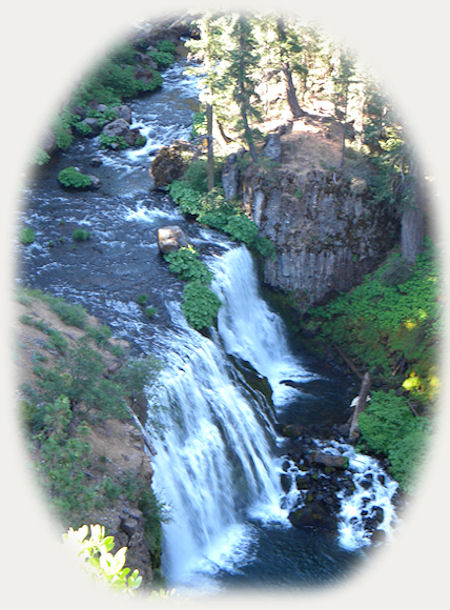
[72,228,91,242]
[58,166,93,189]
[19,226,35,245]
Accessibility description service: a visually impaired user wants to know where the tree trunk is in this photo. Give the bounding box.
[349,372,371,441]
[283,65,305,119]
[206,102,214,191]
[401,206,424,263]
[400,162,425,263]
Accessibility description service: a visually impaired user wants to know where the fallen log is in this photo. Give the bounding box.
[332,343,363,380]
[348,371,371,441]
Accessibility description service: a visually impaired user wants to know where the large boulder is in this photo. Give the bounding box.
[157,225,189,254]
[75,117,101,137]
[310,450,349,470]
[150,141,190,188]
[102,118,130,138]
[288,500,337,531]
[115,105,132,124]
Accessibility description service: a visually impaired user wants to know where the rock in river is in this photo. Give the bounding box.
[157,225,189,254]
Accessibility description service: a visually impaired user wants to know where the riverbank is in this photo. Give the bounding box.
[15,286,163,587]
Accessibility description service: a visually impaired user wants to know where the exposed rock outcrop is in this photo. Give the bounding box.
[150,140,191,188]
[157,225,189,254]
[242,164,399,310]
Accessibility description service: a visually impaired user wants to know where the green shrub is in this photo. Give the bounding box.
[85,107,118,127]
[86,323,112,347]
[144,306,157,319]
[183,159,209,192]
[147,49,175,69]
[58,166,93,189]
[63,524,142,594]
[99,133,129,150]
[19,226,35,245]
[72,228,91,242]
[164,246,213,284]
[28,340,129,422]
[41,294,87,328]
[182,280,221,330]
[156,39,176,54]
[358,390,431,492]
[33,148,51,166]
[380,254,413,286]
[135,294,148,306]
[304,246,439,401]
[190,111,207,140]
[30,395,95,519]
[224,215,259,246]
[74,121,93,137]
[134,134,147,148]
[168,180,203,216]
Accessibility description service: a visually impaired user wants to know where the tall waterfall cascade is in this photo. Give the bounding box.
[147,246,398,588]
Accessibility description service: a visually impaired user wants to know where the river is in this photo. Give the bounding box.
[17,60,399,594]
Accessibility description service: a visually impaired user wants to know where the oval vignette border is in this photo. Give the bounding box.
[1,1,449,610]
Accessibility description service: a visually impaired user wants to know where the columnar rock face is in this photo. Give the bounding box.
[242,165,399,310]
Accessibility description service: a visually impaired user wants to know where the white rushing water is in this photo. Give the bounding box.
[147,245,399,588]
[148,303,285,586]
[211,247,316,406]
[148,246,301,586]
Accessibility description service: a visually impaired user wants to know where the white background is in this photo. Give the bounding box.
[1,1,449,608]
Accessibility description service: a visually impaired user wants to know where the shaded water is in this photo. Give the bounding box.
[18,60,398,593]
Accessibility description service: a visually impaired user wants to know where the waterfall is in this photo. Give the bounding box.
[148,246,298,586]
[211,246,316,406]
[147,245,399,588]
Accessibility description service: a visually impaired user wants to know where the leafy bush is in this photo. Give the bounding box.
[72,228,91,242]
[164,246,213,284]
[19,226,35,245]
[224,215,259,246]
[183,159,209,192]
[358,390,430,492]
[29,395,96,519]
[40,294,88,328]
[147,49,175,69]
[304,245,439,402]
[63,524,142,594]
[134,134,147,148]
[58,166,93,189]
[190,111,207,140]
[33,148,50,166]
[182,280,221,330]
[156,39,177,54]
[85,106,118,127]
[99,133,129,150]
[168,180,203,216]
[168,179,274,257]
[136,294,149,306]
[27,339,130,422]
[73,121,93,137]
[144,306,157,319]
